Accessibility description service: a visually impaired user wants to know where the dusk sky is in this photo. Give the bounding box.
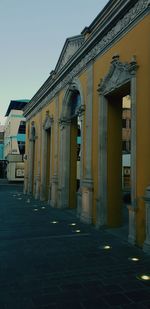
[0,0,108,124]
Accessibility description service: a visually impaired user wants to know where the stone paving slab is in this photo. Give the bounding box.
[0,183,150,308]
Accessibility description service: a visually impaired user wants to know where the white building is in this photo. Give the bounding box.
[4,100,29,181]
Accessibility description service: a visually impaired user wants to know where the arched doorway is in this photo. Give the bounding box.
[58,80,85,212]
[97,55,138,244]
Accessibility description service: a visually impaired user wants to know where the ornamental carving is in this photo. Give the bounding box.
[29,122,36,141]
[43,112,54,130]
[97,55,138,95]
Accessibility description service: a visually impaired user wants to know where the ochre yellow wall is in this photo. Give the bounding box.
[25,14,150,246]
[92,15,150,245]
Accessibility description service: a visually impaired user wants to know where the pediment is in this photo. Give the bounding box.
[98,55,138,95]
[55,35,84,72]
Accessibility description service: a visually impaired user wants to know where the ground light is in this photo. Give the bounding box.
[51,221,59,224]
[69,223,77,226]
[137,274,150,281]
[128,257,140,262]
[41,206,46,209]
[75,229,81,233]
[34,208,38,212]
[103,245,111,250]
[98,245,112,250]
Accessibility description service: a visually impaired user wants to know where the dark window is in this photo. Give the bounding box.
[129,119,131,128]
[70,92,81,117]
[18,121,26,134]
[18,141,25,155]
[122,141,127,152]
[122,119,126,128]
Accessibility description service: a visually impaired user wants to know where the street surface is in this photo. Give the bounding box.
[0,181,150,308]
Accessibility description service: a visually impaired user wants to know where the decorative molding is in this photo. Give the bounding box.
[43,112,54,130]
[55,35,84,72]
[97,55,138,95]
[58,104,85,130]
[29,123,36,141]
[24,0,149,119]
[58,116,71,130]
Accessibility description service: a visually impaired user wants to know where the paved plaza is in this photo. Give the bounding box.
[0,181,150,309]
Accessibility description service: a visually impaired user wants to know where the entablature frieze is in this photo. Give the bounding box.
[24,0,149,120]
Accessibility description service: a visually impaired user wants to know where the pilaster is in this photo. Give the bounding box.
[40,127,47,201]
[81,62,93,224]
[50,96,59,207]
[143,186,150,254]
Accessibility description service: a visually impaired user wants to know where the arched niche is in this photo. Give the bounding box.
[58,78,85,212]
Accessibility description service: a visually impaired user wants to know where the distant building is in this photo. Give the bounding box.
[0,125,6,178]
[4,100,29,181]
[122,96,131,189]
[0,125,4,160]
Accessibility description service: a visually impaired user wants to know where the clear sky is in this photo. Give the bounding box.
[0,0,108,124]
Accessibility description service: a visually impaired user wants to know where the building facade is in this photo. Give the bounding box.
[4,100,29,181]
[24,0,150,250]
[0,125,7,178]
[0,125,4,160]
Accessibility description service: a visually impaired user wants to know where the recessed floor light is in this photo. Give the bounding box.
[34,208,38,211]
[103,245,111,250]
[128,257,139,262]
[41,206,46,209]
[69,223,76,226]
[51,221,58,224]
[137,274,150,281]
[75,229,81,233]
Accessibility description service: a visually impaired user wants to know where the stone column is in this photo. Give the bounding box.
[27,137,34,194]
[40,127,47,201]
[24,175,28,194]
[58,120,71,209]
[24,154,28,194]
[96,94,108,227]
[35,112,42,200]
[81,61,93,224]
[76,112,84,218]
[128,57,138,244]
[143,186,150,254]
[51,96,59,207]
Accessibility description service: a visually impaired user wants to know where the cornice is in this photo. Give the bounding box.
[24,0,150,120]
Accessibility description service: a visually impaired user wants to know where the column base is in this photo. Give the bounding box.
[23,176,28,194]
[57,187,68,209]
[80,178,93,224]
[143,241,150,255]
[50,175,58,207]
[128,205,137,245]
[77,190,82,218]
[35,175,40,200]
[40,184,46,201]
[96,198,107,228]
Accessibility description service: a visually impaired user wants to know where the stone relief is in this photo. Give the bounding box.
[97,55,138,95]
[56,36,84,72]
[43,112,54,130]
